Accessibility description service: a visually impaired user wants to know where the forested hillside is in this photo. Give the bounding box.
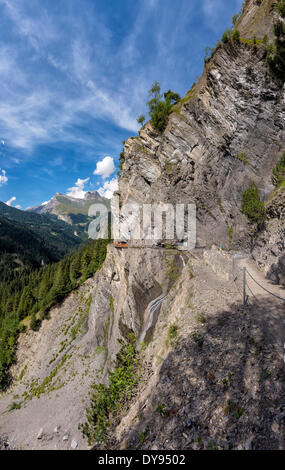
[0,201,82,256]
[27,192,110,240]
[0,237,110,390]
[0,216,60,283]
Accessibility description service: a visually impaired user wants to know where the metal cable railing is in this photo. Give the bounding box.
[230,261,285,362]
[232,263,285,305]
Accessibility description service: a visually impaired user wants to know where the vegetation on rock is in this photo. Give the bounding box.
[79,334,139,444]
[272,152,285,187]
[267,1,285,83]
[241,182,266,225]
[146,82,180,132]
[0,238,110,390]
[0,202,82,283]
[275,0,285,18]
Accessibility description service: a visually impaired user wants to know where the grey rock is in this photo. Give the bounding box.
[71,439,78,449]
[244,438,253,450]
[118,36,285,255]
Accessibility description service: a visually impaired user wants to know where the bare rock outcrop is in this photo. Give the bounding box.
[252,189,285,285]
[119,2,284,249]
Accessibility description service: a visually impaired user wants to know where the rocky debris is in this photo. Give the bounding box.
[203,246,232,281]
[244,438,253,451]
[71,439,78,449]
[62,434,69,442]
[0,436,14,450]
[100,254,285,451]
[252,190,285,285]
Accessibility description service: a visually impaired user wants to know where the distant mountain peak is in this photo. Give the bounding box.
[26,190,110,236]
[84,190,100,200]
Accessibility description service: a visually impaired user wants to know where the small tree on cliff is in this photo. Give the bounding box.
[137,114,146,126]
[147,82,180,132]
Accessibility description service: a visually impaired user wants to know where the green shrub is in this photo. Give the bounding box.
[139,430,148,444]
[204,45,215,62]
[232,30,241,42]
[109,295,114,313]
[218,198,225,213]
[236,152,249,164]
[151,101,171,132]
[275,1,285,18]
[241,182,266,225]
[232,14,239,25]
[155,403,166,415]
[30,313,39,331]
[146,82,180,132]
[195,313,207,324]
[137,114,145,126]
[222,29,232,43]
[267,18,285,83]
[165,324,179,347]
[192,331,204,347]
[8,401,21,411]
[228,226,233,244]
[272,152,285,187]
[117,150,125,178]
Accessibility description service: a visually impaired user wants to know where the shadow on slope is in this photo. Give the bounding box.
[116,296,285,450]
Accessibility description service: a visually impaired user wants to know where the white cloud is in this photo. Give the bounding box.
[0,1,142,153]
[0,169,8,186]
[6,196,16,206]
[1,139,5,145]
[97,177,118,199]
[15,204,21,209]
[66,177,89,199]
[93,156,115,179]
[0,0,236,159]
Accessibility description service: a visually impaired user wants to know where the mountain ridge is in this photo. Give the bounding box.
[0,201,82,281]
[26,191,110,238]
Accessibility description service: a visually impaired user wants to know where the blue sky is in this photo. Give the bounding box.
[0,0,243,209]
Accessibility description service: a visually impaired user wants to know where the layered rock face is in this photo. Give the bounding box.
[236,0,279,41]
[119,0,284,250]
[252,189,285,285]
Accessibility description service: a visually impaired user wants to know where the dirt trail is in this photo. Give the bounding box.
[106,251,285,451]
[235,257,285,361]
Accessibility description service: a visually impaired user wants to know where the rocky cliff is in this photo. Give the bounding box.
[120,41,283,250]
[252,188,285,284]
